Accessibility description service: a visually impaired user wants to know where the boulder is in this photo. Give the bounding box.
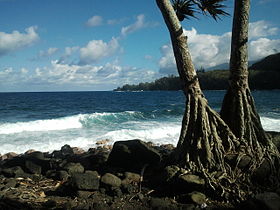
[188,191,207,205]
[176,174,206,192]
[162,165,180,182]
[107,139,161,169]
[122,172,141,185]
[149,197,176,209]
[101,173,122,188]
[1,152,18,160]
[25,160,42,174]
[72,147,85,155]
[63,162,84,175]
[77,152,108,171]
[1,166,25,178]
[61,144,74,156]
[46,170,70,181]
[70,170,100,191]
[252,159,271,183]
[25,151,45,160]
[255,192,280,210]
[76,190,94,199]
[179,174,205,186]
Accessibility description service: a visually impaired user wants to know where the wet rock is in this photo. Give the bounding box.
[110,186,123,197]
[43,199,57,208]
[47,170,70,181]
[188,191,207,205]
[25,160,42,174]
[1,166,25,178]
[2,156,25,169]
[162,165,180,182]
[24,149,37,155]
[238,155,252,169]
[124,172,141,181]
[4,178,17,189]
[70,170,100,190]
[77,152,109,171]
[63,162,84,175]
[150,197,176,209]
[77,190,94,198]
[267,131,280,150]
[72,147,85,155]
[1,152,18,160]
[56,170,70,181]
[107,139,161,170]
[179,174,205,186]
[61,144,74,156]
[252,159,271,183]
[101,173,122,188]
[96,139,110,145]
[25,151,45,160]
[255,192,280,210]
[122,172,141,185]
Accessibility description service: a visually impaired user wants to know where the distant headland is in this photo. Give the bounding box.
[114,53,280,91]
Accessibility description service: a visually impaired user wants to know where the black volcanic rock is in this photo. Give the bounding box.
[107,139,161,170]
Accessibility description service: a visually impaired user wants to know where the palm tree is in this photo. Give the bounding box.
[156,0,279,200]
[220,0,279,184]
[156,0,241,199]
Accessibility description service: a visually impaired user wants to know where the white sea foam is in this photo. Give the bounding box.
[0,111,141,135]
[0,115,83,134]
[99,123,181,146]
[261,116,280,132]
[0,114,279,154]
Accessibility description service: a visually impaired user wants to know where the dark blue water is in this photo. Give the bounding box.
[0,90,279,154]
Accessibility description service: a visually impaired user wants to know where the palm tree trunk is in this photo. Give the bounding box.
[156,0,239,182]
[220,0,279,189]
[220,0,275,150]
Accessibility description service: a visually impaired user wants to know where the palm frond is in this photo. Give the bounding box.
[172,0,197,21]
[197,0,229,21]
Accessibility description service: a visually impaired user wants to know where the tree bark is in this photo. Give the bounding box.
[220,0,275,149]
[156,0,279,199]
[156,0,239,184]
[220,0,279,189]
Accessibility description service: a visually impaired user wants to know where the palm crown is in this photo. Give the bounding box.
[172,0,229,21]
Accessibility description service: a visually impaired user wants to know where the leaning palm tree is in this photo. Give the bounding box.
[156,0,243,199]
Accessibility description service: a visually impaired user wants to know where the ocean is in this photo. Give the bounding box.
[0,90,279,154]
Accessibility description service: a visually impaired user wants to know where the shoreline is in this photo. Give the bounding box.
[1,131,279,160]
[1,132,280,209]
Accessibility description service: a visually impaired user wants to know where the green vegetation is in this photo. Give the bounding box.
[114,69,280,91]
[114,53,280,91]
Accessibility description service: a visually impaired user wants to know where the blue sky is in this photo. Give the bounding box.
[0,0,279,92]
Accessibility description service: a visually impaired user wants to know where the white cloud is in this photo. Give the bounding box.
[38,47,59,57]
[0,26,39,57]
[249,38,280,60]
[86,15,103,27]
[249,21,278,38]
[121,14,147,36]
[158,28,232,74]
[107,18,127,25]
[158,21,280,74]
[79,37,119,64]
[64,46,80,56]
[158,44,176,74]
[58,46,80,63]
[0,60,158,90]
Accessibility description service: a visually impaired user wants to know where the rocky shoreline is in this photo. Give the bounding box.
[1,132,280,210]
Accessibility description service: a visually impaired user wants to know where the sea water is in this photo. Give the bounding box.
[0,90,279,154]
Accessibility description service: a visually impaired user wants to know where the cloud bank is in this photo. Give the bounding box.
[158,20,280,75]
